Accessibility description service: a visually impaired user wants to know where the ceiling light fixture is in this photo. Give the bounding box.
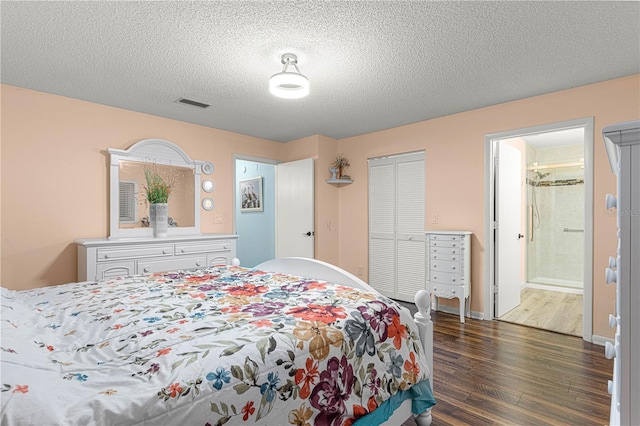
[269,53,309,99]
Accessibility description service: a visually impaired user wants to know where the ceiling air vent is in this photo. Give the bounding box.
[176,98,210,109]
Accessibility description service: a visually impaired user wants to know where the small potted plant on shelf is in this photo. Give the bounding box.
[332,153,350,180]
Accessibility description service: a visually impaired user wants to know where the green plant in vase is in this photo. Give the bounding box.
[143,166,173,237]
[144,168,171,204]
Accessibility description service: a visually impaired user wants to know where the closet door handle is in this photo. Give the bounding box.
[517,233,525,239]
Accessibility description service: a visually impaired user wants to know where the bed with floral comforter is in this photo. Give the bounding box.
[1,265,435,425]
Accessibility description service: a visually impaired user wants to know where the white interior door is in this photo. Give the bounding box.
[496,143,523,317]
[276,158,314,258]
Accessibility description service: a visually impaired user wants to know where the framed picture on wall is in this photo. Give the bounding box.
[239,176,263,212]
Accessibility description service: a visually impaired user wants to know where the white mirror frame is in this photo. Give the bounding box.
[108,139,203,239]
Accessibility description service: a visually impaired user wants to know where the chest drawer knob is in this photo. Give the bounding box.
[162,250,168,254]
[433,264,437,268]
[605,193,617,209]
[181,248,186,253]
[451,265,456,270]
[104,254,110,259]
[143,266,151,273]
[196,261,203,267]
[451,249,456,254]
[609,314,618,328]
[604,341,617,359]
[451,277,456,282]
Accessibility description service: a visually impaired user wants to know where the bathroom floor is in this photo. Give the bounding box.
[498,287,583,336]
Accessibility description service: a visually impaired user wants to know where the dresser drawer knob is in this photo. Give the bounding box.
[196,261,203,267]
[433,264,437,268]
[604,341,617,359]
[432,255,437,259]
[143,266,151,273]
[162,250,167,254]
[451,278,456,282]
[104,254,110,259]
[181,248,186,253]
[451,266,456,270]
[451,249,456,253]
[605,193,617,209]
[609,314,618,328]
[605,268,617,284]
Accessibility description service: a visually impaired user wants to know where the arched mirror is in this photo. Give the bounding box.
[108,139,203,239]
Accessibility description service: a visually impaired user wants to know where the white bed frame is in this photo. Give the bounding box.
[255,257,434,426]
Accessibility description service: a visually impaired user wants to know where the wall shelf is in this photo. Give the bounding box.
[326,179,353,187]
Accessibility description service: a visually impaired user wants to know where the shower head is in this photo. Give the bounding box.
[538,172,550,179]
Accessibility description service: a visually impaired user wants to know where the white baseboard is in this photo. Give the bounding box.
[432,304,484,320]
[591,334,613,347]
[525,282,583,295]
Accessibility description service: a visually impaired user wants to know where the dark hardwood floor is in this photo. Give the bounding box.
[402,311,613,426]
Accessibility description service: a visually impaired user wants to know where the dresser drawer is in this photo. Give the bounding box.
[430,259,460,274]
[431,283,463,299]
[429,251,460,262]
[174,241,233,256]
[429,270,462,285]
[429,239,464,249]
[97,244,173,261]
[428,234,463,242]
[430,246,460,256]
[138,256,206,274]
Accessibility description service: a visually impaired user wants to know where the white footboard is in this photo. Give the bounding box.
[254,257,434,425]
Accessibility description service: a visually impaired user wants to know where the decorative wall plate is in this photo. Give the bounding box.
[202,179,214,193]
[202,197,215,211]
[201,162,214,175]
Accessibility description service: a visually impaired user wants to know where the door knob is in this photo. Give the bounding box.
[517,233,524,239]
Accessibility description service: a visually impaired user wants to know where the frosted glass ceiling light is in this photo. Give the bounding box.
[269,53,309,99]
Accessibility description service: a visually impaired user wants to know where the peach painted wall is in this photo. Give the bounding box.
[337,74,640,339]
[1,84,283,290]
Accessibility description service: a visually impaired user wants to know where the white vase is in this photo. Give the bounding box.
[150,203,168,237]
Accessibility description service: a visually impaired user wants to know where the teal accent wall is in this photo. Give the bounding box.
[235,159,275,267]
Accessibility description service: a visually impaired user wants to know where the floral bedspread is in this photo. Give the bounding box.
[1,266,434,426]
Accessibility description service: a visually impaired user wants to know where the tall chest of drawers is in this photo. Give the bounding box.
[76,234,238,282]
[603,120,639,426]
[426,231,472,323]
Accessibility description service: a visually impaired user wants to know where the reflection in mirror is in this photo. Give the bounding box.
[108,139,203,238]
[119,161,195,229]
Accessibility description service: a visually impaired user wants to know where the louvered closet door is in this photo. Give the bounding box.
[369,157,396,298]
[368,152,425,302]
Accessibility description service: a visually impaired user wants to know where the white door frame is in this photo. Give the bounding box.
[483,117,594,342]
[232,154,278,236]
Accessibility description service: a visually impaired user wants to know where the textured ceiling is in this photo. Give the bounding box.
[1,1,639,143]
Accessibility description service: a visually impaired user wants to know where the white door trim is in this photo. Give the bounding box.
[484,117,594,342]
[232,154,278,236]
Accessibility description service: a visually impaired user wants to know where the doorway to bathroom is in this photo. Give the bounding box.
[484,118,594,340]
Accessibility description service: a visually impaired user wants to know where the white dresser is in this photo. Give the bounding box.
[76,234,238,281]
[425,231,472,323]
[603,120,639,426]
